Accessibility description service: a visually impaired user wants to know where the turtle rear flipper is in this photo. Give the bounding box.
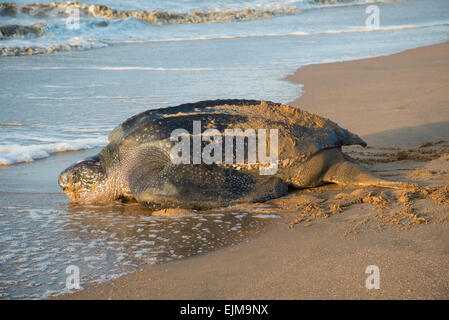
[321,149,411,189]
[128,147,288,210]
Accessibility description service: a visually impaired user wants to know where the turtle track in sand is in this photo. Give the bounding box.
[242,139,449,236]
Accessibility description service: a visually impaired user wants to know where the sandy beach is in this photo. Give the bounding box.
[56,42,449,300]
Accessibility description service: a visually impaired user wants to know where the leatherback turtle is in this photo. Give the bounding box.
[58,100,405,209]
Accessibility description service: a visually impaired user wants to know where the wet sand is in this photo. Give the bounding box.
[58,42,449,300]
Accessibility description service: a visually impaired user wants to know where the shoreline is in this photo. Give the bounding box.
[285,42,449,146]
[57,42,449,300]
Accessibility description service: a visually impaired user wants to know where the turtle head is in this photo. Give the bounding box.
[58,155,107,203]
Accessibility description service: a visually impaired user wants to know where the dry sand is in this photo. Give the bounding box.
[58,42,449,300]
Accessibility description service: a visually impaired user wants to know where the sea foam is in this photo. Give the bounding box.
[0,137,107,165]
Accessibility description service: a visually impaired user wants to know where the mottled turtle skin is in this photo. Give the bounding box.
[59,99,403,209]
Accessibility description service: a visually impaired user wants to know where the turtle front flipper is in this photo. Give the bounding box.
[127,147,288,210]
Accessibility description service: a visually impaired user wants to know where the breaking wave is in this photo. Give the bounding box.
[0,0,411,56]
[0,40,105,56]
[0,1,401,25]
[0,2,299,25]
[0,137,107,165]
[0,22,46,39]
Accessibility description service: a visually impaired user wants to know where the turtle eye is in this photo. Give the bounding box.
[58,167,80,191]
[58,170,70,191]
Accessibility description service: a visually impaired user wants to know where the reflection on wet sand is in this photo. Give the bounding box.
[0,194,277,299]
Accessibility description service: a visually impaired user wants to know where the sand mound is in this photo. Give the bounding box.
[259,141,449,235]
[283,183,448,235]
[346,139,449,164]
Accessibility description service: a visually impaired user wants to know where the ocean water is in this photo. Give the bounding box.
[0,0,448,299]
[1,0,449,164]
[0,190,277,299]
